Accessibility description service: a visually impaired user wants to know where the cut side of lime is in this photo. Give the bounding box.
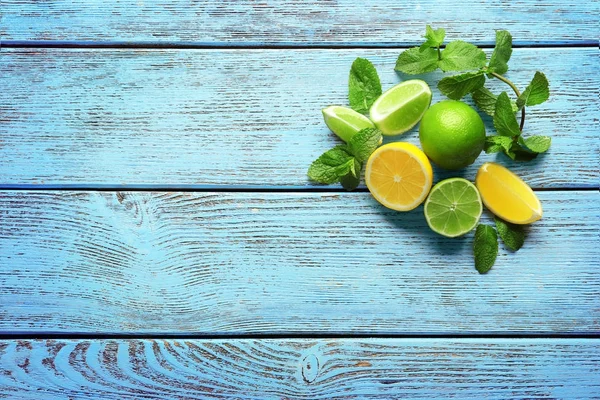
[424,178,483,238]
[369,80,432,136]
[322,106,375,143]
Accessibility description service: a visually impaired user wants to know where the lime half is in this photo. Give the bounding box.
[322,106,375,143]
[424,178,482,237]
[369,80,432,136]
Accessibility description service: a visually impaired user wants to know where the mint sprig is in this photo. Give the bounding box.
[307,128,382,190]
[349,58,382,114]
[398,27,551,161]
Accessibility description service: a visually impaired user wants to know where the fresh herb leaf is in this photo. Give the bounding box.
[473,224,499,274]
[419,25,446,51]
[484,135,514,154]
[507,142,539,161]
[472,87,518,116]
[438,41,487,72]
[488,30,513,75]
[395,47,439,75]
[349,58,382,114]
[495,217,525,251]
[438,71,485,100]
[339,159,362,190]
[348,128,383,163]
[517,71,550,109]
[521,135,551,153]
[307,145,355,184]
[494,92,521,137]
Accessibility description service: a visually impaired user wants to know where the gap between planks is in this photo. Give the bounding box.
[1,40,599,49]
[0,186,596,192]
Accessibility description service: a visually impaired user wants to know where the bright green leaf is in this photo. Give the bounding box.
[473,224,498,274]
[438,71,486,100]
[348,128,383,163]
[493,92,521,137]
[339,159,362,190]
[419,25,446,51]
[495,217,525,251]
[438,40,487,72]
[307,145,355,184]
[488,30,513,74]
[521,135,551,153]
[484,135,513,154]
[472,87,518,116]
[349,58,382,114]
[395,47,439,75]
[517,72,550,109]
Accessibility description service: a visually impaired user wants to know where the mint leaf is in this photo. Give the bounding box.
[339,159,362,190]
[307,145,355,184]
[349,58,382,114]
[395,47,439,75]
[507,142,538,161]
[521,135,551,153]
[473,224,498,274]
[495,217,525,251]
[484,135,513,154]
[438,41,487,72]
[438,71,485,100]
[472,87,518,116]
[494,92,521,137]
[419,25,446,51]
[348,128,383,163]
[488,30,513,75]
[517,72,550,109]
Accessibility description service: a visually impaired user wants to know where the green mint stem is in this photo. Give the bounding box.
[490,71,526,132]
[437,46,442,60]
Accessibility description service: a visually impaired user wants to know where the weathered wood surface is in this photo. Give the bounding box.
[1,48,598,188]
[0,339,598,399]
[0,190,597,334]
[1,0,598,45]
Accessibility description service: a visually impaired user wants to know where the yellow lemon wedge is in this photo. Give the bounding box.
[475,162,543,224]
[365,142,433,211]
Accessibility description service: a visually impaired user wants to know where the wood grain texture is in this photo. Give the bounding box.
[1,48,598,188]
[0,190,598,334]
[1,0,598,44]
[0,339,598,399]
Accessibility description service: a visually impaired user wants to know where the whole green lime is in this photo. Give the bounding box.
[419,100,486,170]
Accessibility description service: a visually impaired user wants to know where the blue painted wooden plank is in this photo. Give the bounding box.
[1,0,598,44]
[1,48,597,189]
[0,190,598,334]
[0,339,598,399]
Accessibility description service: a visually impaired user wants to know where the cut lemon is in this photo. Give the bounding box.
[369,80,432,136]
[475,162,542,224]
[365,142,433,211]
[322,106,375,143]
[424,178,483,237]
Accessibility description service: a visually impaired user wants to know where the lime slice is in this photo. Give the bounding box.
[322,106,375,143]
[424,178,483,237]
[369,80,432,136]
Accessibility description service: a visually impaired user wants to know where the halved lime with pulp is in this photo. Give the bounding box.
[322,106,375,143]
[424,178,482,237]
[369,80,432,136]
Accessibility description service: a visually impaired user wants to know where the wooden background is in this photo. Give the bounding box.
[1,1,599,398]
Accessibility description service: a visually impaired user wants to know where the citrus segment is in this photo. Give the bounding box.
[476,162,542,224]
[424,178,483,237]
[369,80,432,136]
[322,105,375,143]
[365,142,433,211]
